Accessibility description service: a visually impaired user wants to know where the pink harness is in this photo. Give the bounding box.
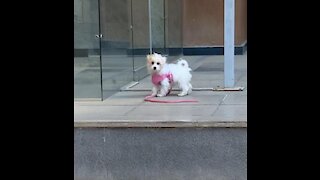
[152,73,173,95]
[145,73,198,103]
[152,73,173,86]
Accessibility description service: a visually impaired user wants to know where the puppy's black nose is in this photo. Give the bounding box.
[153,67,156,70]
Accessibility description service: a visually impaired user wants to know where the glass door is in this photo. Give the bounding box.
[150,0,183,62]
[165,0,183,61]
[74,0,184,100]
[150,0,167,55]
[130,0,151,81]
[74,0,103,100]
[99,0,134,99]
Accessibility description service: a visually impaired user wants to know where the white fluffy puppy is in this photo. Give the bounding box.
[146,53,192,97]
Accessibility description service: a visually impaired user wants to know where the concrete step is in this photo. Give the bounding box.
[74,127,247,180]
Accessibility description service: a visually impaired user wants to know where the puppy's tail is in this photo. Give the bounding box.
[177,59,192,71]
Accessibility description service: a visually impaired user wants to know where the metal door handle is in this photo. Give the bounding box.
[95,34,103,38]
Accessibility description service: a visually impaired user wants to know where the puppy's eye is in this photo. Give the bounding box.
[151,62,154,65]
[157,62,160,65]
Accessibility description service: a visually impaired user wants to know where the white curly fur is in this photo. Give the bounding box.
[146,53,192,97]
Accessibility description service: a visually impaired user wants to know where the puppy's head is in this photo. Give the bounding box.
[146,53,166,73]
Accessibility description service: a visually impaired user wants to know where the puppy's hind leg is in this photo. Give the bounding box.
[178,82,189,97]
[187,83,192,94]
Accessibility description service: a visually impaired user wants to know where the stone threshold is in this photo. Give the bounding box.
[74,119,247,128]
